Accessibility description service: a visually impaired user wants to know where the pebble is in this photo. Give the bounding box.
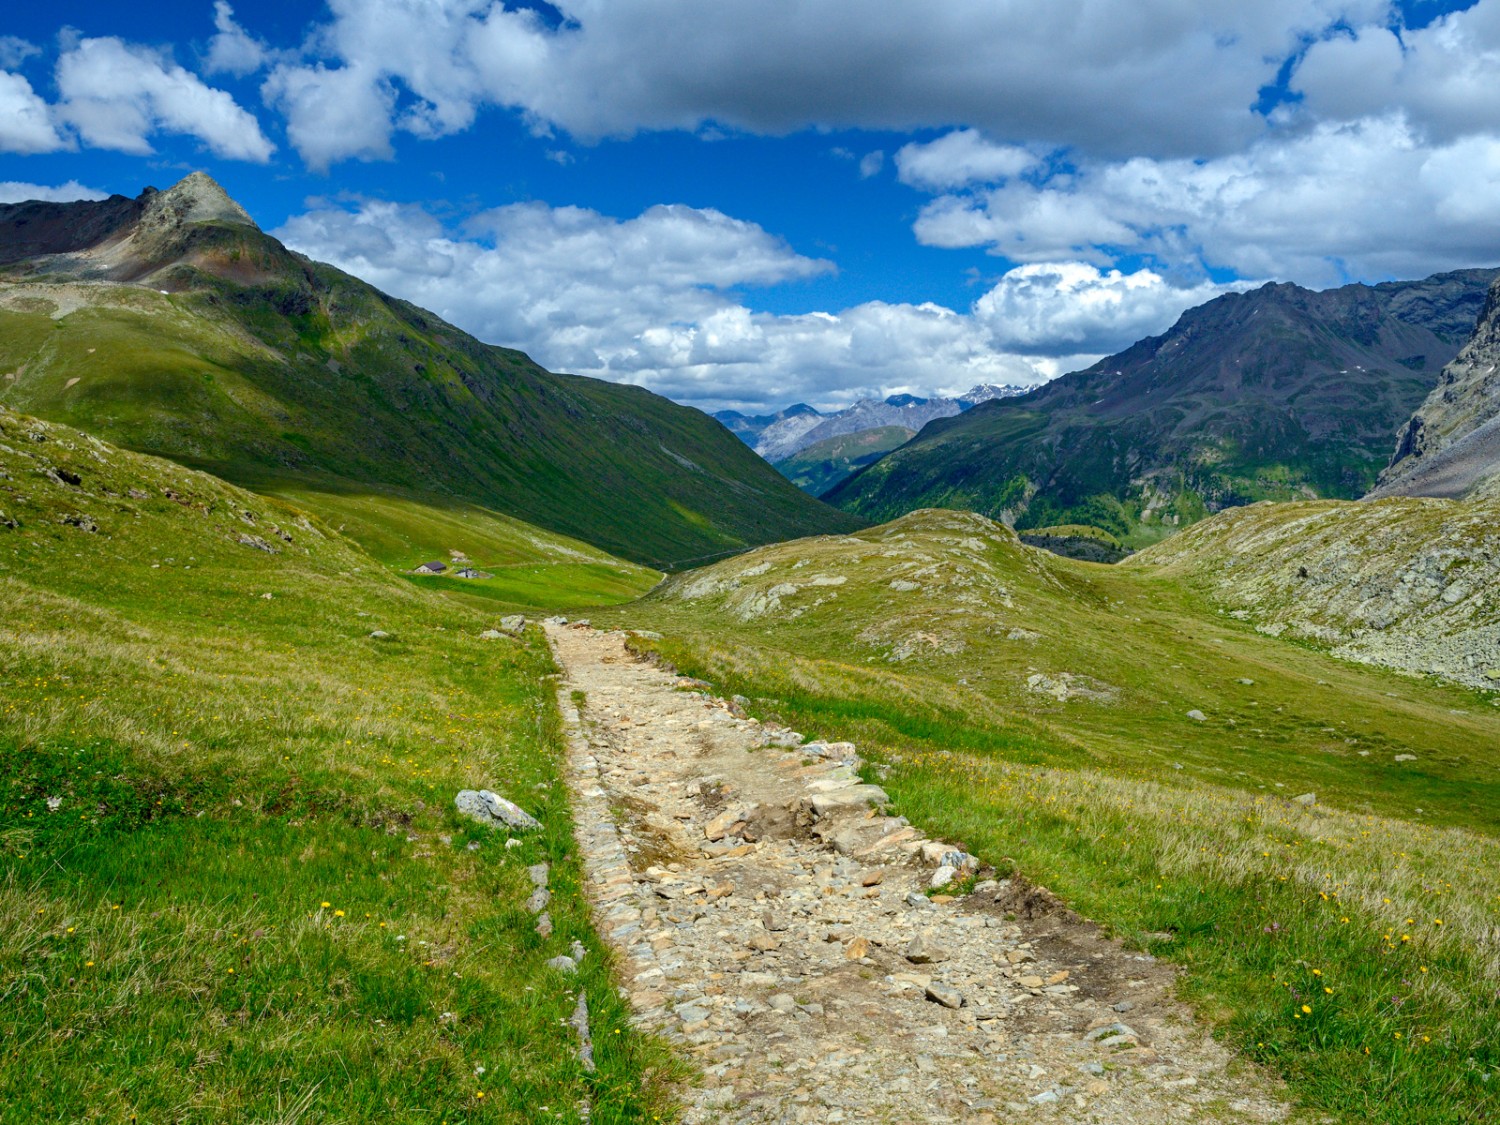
[925,982,964,1009]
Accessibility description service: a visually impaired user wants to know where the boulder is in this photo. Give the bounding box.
[925,982,964,1009]
[904,934,950,964]
[454,789,541,830]
[808,785,889,817]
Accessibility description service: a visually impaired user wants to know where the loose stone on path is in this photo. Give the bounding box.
[546,622,1294,1124]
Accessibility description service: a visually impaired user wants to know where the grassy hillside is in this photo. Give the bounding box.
[773,424,914,494]
[0,179,862,569]
[827,272,1498,545]
[1128,494,1500,690]
[263,482,660,611]
[603,509,1500,1123]
[0,407,679,1122]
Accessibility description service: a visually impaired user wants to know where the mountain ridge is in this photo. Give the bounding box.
[745,383,1028,464]
[0,174,864,567]
[1373,274,1500,500]
[824,269,1500,543]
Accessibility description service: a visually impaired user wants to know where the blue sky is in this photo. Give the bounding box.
[2,1,1497,412]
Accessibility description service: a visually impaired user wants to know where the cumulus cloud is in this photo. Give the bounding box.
[55,36,274,161]
[262,61,395,171]
[972,263,1242,355]
[1293,1,1500,139]
[896,130,1037,191]
[272,198,1225,409]
[908,117,1500,285]
[255,0,1397,168]
[275,198,834,382]
[0,180,107,203]
[205,1,271,77]
[858,150,884,179]
[0,71,66,154]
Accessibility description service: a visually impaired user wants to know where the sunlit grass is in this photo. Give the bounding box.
[0,408,683,1122]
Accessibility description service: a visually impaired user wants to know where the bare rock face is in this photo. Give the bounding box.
[138,172,259,234]
[1378,276,1500,499]
[0,172,257,272]
[1132,496,1500,690]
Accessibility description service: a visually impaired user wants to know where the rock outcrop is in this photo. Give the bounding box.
[1376,275,1500,499]
[1130,496,1500,690]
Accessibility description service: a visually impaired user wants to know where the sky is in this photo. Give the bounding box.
[2,1,1499,414]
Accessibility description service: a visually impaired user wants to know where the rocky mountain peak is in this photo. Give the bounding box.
[139,172,258,234]
[0,172,262,278]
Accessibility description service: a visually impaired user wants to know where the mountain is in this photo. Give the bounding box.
[0,174,863,568]
[824,270,1500,545]
[752,384,1027,465]
[772,425,916,495]
[713,402,819,446]
[1373,274,1500,500]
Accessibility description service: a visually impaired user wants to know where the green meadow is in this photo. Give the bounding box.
[0,408,679,1123]
[6,396,1500,1123]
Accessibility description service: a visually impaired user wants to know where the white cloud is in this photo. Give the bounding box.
[858,150,884,178]
[0,71,66,154]
[262,61,394,171]
[909,117,1500,286]
[0,180,107,204]
[258,0,1396,168]
[0,36,40,70]
[1293,2,1500,139]
[272,198,1228,410]
[915,184,1136,265]
[972,263,1242,355]
[896,130,1037,191]
[55,36,274,161]
[205,1,271,77]
[276,198,832,365]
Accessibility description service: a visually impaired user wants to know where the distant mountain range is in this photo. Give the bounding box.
[0,174,862,568]
[714,384,1028,493]
[825,269,1500,544]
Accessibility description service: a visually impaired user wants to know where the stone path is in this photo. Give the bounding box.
[546,622,1299,1124]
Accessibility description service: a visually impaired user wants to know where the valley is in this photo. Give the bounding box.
[2,175,1498,1125]
[823,272,1499,545]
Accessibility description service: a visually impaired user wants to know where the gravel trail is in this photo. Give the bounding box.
[547,622,1300,1124]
